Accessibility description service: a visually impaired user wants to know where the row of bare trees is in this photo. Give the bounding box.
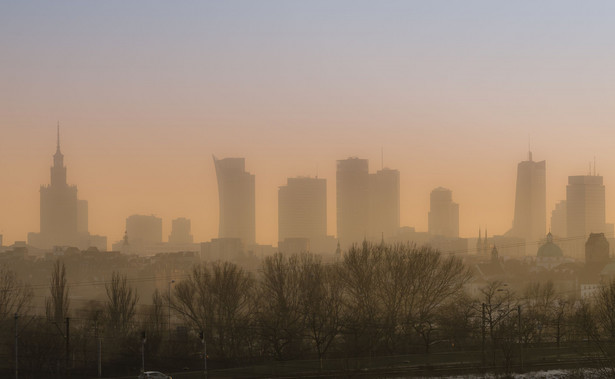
[7,242,615,376]
[168,242,473,362]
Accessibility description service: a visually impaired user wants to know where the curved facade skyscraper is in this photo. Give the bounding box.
[213,156,255,245]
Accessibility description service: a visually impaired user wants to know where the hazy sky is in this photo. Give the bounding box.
[2,1,615,246]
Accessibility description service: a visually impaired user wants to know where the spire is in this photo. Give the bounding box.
[56,121,61,153]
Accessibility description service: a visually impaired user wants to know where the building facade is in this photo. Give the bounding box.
[213,156,256,245]
[510,152,546,246]
[428,187,459,238]
[336,158,369,249]
[278,177,327,243]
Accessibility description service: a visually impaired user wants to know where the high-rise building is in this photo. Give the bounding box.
[428,187,459,238]
[550,200,567,238]
[336,158,369,248]
[369,168,400,240]
[213,156,256,245]
[567,175,606,240]
[28,126,106,250]
[278,177,327,243]
[126,214,162,246]
[168,217,193,244]
[509,152,546,245]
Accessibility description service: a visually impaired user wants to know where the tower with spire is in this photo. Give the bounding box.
[28,125,106,250]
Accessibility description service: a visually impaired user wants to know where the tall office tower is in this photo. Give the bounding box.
[32,126,79,247]
[567,175,606,239]
[369,168,400,240]
[169,217,194,244]
[126,214,163,246]
[213,156,256,245]
[278,177,327,242]
[428,187,459,238]
[509,152,546,244]
[550,200,567,238]
[337,158,369,248]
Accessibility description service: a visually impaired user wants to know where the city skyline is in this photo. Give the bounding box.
[3,1,615,246]
[2,129,614,249]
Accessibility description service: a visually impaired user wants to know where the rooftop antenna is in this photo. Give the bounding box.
[56,121,60,151]
[381,146,384,170]
[528,134,532,161]
[594,156,596,176]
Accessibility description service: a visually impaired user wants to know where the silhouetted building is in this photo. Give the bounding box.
[428,187,459,238]
[551,200,567,238]
[278,177,327,243]
[337,158,369,249]
[28,126,106,251]
[126,214,162,247]
[278,237,310,255]
[537,232,563,258]
[585,232,609,267]
[213,156,255,245]
[567,175,605,240]
[169,217,193,244]
[369,168,400,240]
[476,229,491,256]
[200,237,244,261]
[508,152,546,247]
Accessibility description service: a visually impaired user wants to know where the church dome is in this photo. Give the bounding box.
[537,233,563,258]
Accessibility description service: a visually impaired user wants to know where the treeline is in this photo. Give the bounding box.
[3,242,615,377]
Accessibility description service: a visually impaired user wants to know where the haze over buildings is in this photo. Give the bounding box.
[278,177,327,243]
[567,174,607,240]
[213,156,256,246]
[27,127,106,251]
[508,151,546,248]
[428,187,459,238]
[3,2,615,249]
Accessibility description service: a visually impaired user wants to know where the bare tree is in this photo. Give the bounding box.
[46,260,69,323]
[0,265,32,322]
[105,271,139,333]
[296,253,343,365]
[171,261,254,360]
[256,253,304,360]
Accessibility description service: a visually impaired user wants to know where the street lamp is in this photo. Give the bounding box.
[168,280,175,338]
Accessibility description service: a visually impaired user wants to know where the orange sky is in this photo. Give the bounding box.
[2,1,615,247]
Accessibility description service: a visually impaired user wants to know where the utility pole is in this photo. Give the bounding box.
[168,280,175,339]
[66,317,70,378]
[14,314,18,379]
[141,331,147,373]
[481,303,485,369]
[95,321,101,378]
[518,305,523,372]
[199,331,207,378]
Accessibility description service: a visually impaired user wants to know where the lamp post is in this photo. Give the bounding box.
[168,280,175,338]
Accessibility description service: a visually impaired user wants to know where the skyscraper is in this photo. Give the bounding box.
[126,214,163,246]
[168,217,194,244]
[336,158,369,248]
[369,168,400,240]
[213,156,256,245]
[567,175,606,240]
[28,126,106,250]
[278,177,327,243]
[428,187,459,238]
[509,152,546,245]
[550,200,567,238]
